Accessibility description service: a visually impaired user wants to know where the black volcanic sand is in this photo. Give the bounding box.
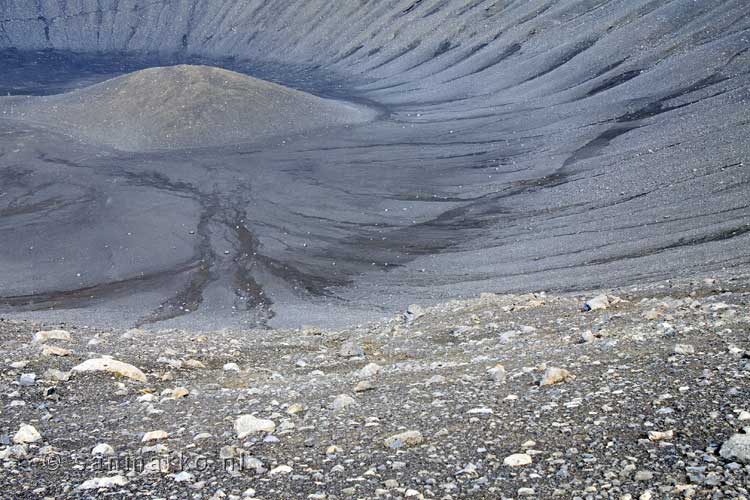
[0,0,749,330]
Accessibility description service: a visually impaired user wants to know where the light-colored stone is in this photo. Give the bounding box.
[269,464,292,475]
[648,430,674,442]
[384,430,424,449]
[171,387,190,399]
[72,357,148,383]
[540,366,574,386]
[173,471,194,482]
[41,345,71,357]
[720,434,750,463]
[287,403,305,415]
[142,430,169,442]
[357,362,381,378]
[13,424,42,444]
[78,475,128,490]
[339,340,364,358]
[354,380,375,392]
[487,364,506,382]
[184,359,206,369]
[92,443,115,456]
[235,415,276,438]
[674,344,695,355]
[332,394,357,411]
[504,453,532,467]
[33,329,71,344]
[584,294,610,311]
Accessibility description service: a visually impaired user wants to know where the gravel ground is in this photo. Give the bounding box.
[1,271,749,499]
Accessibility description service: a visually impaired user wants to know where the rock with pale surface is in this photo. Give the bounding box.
[41,345,71,357]
[72,358,148,383]
[332,394,356,411]
[583,294,610,311]
[339,340,364,357]
[78,475,128,490]
[33,329,71,343]
[674,344,695,355]
[269,464,292,475]
[142,430,169,442]
[13,424,41,444]
[235,415,276,438]
[648,430,674,441]
[92,443,115,456]
[504,453,533,467]
[720,434,750,463]
[540,366,574,386]
[487,364,506,382]
[357,362,381,378]
[384,430,424,449]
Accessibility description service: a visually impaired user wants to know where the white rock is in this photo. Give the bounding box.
[13,424,42,444]
[78,475,128,490]
[540,366,574,386]
[33,329,71,343]
[142,430,169,442]
[584,294,610,311]
[223,362,241,372]
[487,364,506,382]
[92,443,115,456]
[673,344,695,355]
[332,394,357,411]
[648,430,674,442]
[72,358,147,383]
[354,380,375,392]
[467,407,493,415]
[173,471,194,482]
[41,345,71,357]
[357,362,381,378]
[384,430,424,449]
[339,340,364,357]
[503,453,532,467]
[269,465,292,475]
[235,415,276,438]
[184,359,206,369]
[720,434,750,463]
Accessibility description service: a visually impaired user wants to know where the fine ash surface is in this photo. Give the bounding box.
[0,0,748,330]
[1,273,749,499]
[1,65,375,151]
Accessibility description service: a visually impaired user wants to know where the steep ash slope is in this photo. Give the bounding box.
[0,0,748,328]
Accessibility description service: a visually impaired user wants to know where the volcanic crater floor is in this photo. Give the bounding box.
[1,272,749,499]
